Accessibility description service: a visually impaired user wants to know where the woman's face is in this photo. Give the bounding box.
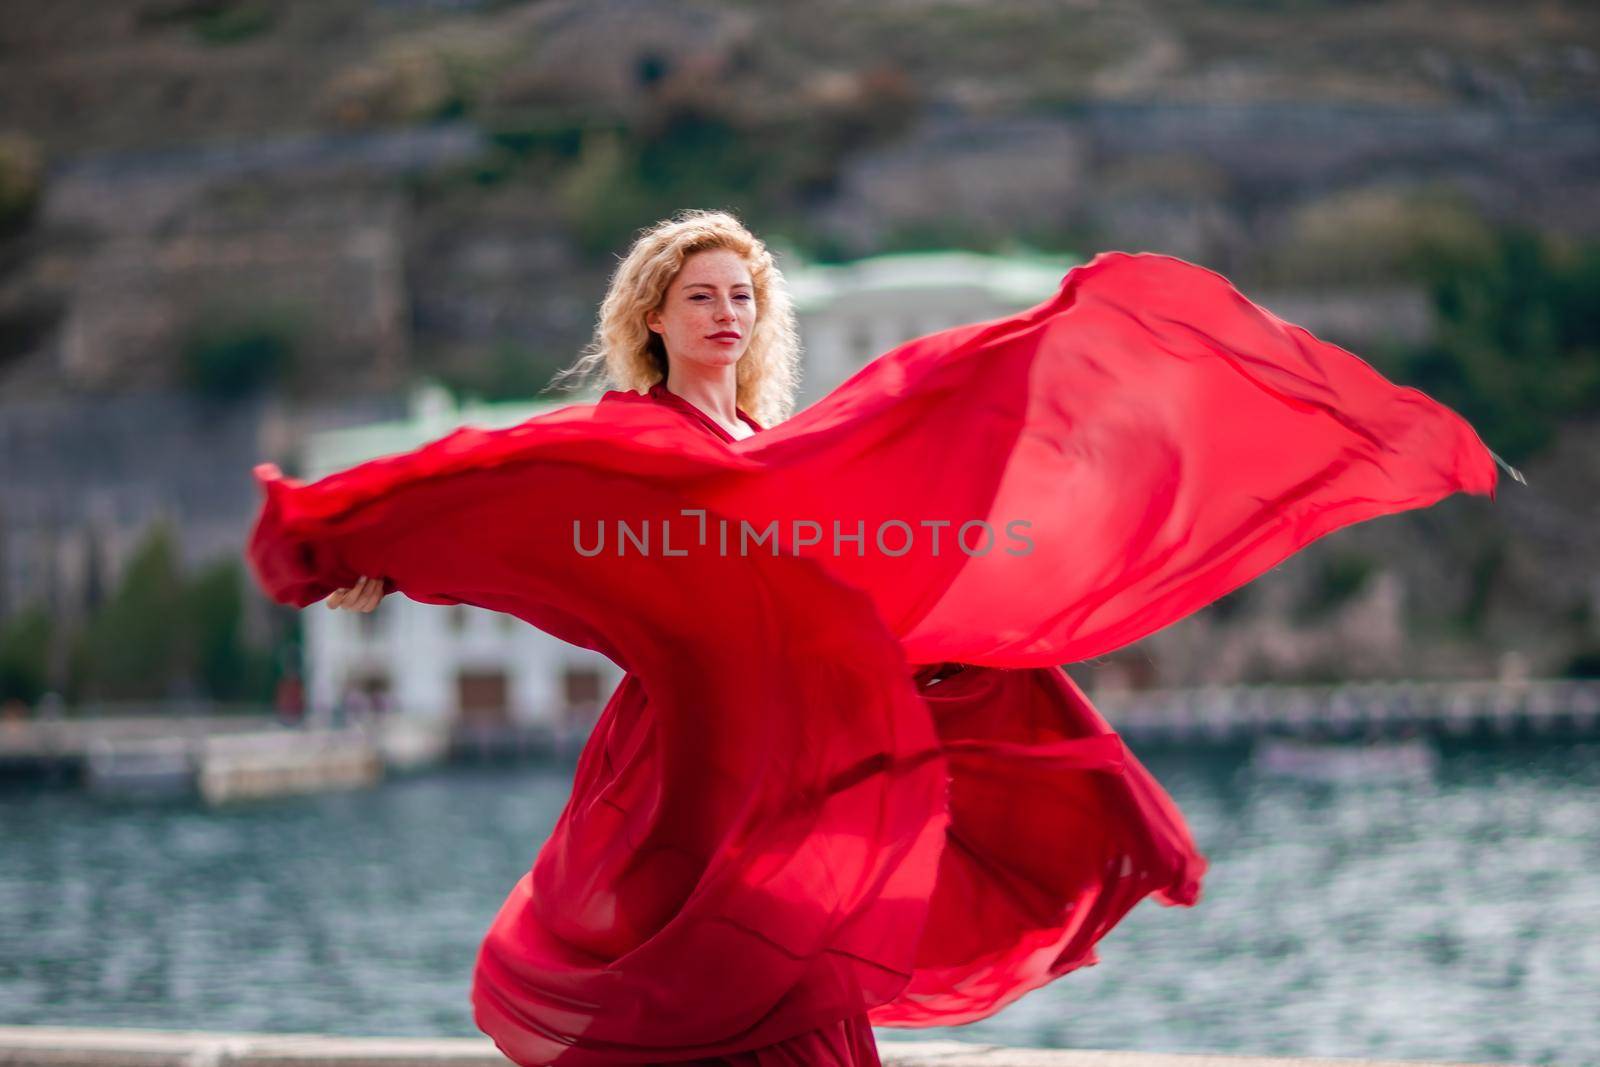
[645,248,757,373]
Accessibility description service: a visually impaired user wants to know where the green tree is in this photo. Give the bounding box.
[0,604,52,705]
[1403,228,1600,461]
[78,523,187,700]
[180,303,304,402]
[183,558,274,701]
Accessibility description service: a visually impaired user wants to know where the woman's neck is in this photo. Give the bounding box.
[664,364,742,428]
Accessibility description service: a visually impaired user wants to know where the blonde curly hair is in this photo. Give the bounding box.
[550,209,802,427]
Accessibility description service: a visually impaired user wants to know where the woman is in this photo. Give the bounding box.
[257,210,1503,1065]
[319,215,785,607]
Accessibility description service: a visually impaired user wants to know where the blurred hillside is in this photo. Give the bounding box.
[4,0,1599,395]
[1,0,1597,702]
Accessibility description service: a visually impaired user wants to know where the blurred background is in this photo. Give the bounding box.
[0,1,1596,1064]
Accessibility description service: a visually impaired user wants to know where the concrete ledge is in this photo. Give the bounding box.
[0,1027,1519,1067]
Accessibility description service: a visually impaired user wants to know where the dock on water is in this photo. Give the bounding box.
[1,678,1594,801]
[0,714,447,803]
[1094,677,1600,745]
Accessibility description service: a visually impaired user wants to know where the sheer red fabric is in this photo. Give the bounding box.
[245,252,1499,1066]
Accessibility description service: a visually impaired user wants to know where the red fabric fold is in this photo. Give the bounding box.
[244,251,1497,1065]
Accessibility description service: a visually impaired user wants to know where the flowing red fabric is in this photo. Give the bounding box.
[245,252,1499,1065]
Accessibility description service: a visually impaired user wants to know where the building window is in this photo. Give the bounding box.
[561,665,604,731]
[457,670,510,730]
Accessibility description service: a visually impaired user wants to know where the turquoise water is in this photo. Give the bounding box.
[1,741,1595,1065]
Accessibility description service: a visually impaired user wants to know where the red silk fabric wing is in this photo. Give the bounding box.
[246,252,1498,1065]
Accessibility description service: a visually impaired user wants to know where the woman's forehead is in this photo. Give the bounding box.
[674,249,753,289]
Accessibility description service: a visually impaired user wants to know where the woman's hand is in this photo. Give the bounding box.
[326,575,387,612]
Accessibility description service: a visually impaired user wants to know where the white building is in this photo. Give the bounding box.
[786,248,1076,406]
[303,248,1075,736]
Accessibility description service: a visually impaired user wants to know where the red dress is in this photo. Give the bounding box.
[245,252,1500,1066]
